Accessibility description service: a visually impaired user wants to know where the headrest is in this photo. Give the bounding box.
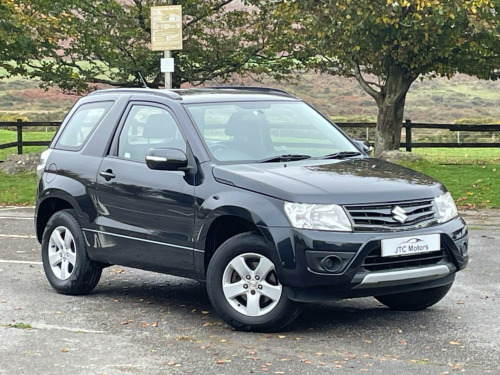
[143,114,176,139]
[225,112,257,137]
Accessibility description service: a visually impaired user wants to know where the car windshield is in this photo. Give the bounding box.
[185,101,359,162]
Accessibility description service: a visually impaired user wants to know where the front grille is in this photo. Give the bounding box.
[362,241,448,272]
[345,199,436,231]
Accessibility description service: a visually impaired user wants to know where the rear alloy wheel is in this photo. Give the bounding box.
[207,233,302,332]
[47,226,77,280]
[41,209,102,295]
[375,282,453,311]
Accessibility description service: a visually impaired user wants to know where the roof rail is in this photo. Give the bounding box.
[87,88,182,100]
[206,86,296,98]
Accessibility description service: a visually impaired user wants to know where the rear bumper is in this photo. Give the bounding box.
[261,216,468,302]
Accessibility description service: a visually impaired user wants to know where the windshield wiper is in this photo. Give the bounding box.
[322,151,362,159]
[257,154,312,163]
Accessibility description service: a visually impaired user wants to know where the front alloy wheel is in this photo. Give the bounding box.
[207,232,302,332]
[222,253,282,317]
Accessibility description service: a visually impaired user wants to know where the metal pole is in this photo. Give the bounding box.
[164,50,172,89]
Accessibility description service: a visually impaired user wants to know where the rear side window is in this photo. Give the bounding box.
[56,101,113,150]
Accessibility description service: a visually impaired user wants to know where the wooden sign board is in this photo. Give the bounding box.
[151,5,183,51]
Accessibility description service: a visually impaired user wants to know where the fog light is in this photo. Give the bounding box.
[320,255,342,272]
[461,242,468,256]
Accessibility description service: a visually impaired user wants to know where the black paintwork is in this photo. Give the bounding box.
[35,88,468,302]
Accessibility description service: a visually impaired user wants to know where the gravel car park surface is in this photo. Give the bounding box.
[0,207,498,375]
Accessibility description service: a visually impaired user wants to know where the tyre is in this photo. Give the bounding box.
[206,232,302,332]
[41,209,102,295]
[374,282,453,311]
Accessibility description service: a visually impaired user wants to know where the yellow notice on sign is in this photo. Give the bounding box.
[151,5,183,51]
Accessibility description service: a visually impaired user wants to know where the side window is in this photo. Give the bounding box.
[117,105,186,163]
[56,101,113,150]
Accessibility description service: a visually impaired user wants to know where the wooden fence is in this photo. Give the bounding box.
[0,120,61,157]
[342,121,500,151]
[0,119,499,161]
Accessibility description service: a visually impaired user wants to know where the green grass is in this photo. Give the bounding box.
[0,172,37,206]
[9,322,33,329]
[411,147,500,164]
[399,160,499,208]
[0,129,54,161]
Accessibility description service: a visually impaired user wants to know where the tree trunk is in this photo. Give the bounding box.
[372,65,414,157]
[374,93,407,157]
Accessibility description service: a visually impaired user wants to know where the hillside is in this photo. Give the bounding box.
[0,73,499,124]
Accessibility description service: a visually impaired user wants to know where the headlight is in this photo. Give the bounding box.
[434,192,458,223]
[284,202,352,231]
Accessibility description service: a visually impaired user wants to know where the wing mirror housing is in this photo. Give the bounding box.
[145,148,190,171]
[352,139,373,155]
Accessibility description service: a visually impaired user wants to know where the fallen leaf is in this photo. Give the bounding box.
[449,341,460,345]
[277,335,286,339]
[61,348,68,353]
[201,310,210,315]
[152,321,159,328]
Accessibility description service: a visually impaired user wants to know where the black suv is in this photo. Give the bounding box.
[35,87,468,331]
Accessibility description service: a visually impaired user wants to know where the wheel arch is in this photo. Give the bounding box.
[202,213,261,274]
[36,194,80,243]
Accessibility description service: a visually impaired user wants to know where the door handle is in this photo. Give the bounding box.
[99,169,116,180]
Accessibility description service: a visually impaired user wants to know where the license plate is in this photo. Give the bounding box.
[381,234,440,257]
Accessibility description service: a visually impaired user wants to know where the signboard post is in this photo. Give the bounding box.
[151,5,183,89]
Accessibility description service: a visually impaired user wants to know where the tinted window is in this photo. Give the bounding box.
[56,101,113,150]
[185,102,357,162]
[117,105,186,163]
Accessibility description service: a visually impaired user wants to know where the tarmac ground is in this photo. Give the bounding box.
[0,207,498,375]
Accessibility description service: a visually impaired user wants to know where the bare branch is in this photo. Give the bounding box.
[184,0,234,29]
[351,59,382,102]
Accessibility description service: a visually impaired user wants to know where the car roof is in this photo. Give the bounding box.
[86,87,300,104]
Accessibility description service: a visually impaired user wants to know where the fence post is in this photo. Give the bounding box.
[405,119,412,152]
[16,119,23,155]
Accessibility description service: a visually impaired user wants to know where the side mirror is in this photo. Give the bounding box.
[352,139,373,155]
[145,148,189,171]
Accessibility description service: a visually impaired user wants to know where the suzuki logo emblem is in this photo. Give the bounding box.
[391,206,408,224]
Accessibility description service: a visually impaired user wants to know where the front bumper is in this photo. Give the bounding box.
[260,216,468,302]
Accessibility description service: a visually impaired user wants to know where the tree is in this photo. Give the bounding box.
[4,0,293,92]
[0,0,36,73]
[276,0,500,155]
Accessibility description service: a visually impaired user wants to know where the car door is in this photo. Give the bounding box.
[92,102,196,278]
